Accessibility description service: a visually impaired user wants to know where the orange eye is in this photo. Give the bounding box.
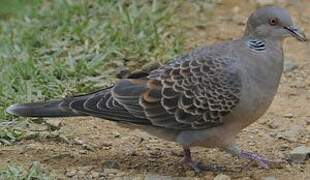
[269,18,278,26]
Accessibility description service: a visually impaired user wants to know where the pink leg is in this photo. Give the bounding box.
[180,147,225,173]
[240,150,270,169]
[225,145,283,170]
[180,147,205,173]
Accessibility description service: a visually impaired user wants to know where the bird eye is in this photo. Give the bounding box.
[268,18,278,26]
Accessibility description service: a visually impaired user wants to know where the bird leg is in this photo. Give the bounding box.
[224,144,283,170]
[180,147,206,173]
[179,147,226,173]
[239,150,270,169]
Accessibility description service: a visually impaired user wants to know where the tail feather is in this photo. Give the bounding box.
[6,88,151,126]
[6,100,83,117]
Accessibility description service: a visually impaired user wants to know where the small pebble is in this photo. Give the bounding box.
[65,170,76,177]
[144,174,173,180]
[268,121,280,129]
[279,144,289,151]
[254,0,275,6]
[284,61,298,73]
[82,144,95,151]
[77,166,93,175]
[248,142,256,146]
[104,168,120,175]
[262,176,278,180]
[185,170,195,177]
[276,125,303,142]
[283,113,294,118]
[102,160,120,169]
[114,133,121,138]
[45,119,64,130]
[91,171,100,178]
[116,66,130,79]
[213,174,231,180]
[287,146,310,163]
[232,6,240,13]
[79,150,88,154]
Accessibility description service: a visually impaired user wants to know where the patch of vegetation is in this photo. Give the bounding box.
[0,125,25,145]
[0,0,216,143]
[0,161,52,180]
[0,0,187,122]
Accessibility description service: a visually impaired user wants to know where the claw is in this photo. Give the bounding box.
[188,161,206,173]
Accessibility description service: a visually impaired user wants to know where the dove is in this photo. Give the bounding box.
[6,6,307,172]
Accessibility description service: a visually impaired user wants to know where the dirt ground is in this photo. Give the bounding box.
[0,1,309,179]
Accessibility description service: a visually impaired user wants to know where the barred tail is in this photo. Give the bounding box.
[6,100,83,118]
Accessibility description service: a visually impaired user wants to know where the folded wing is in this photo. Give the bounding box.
[111,53,242,130]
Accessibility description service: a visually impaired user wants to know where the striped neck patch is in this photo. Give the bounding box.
[247,39,265,51]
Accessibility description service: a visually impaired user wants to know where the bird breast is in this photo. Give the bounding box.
[231,43,284,129]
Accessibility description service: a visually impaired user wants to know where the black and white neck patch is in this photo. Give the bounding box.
[246,39,265,51]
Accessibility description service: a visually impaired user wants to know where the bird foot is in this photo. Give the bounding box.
[180,157,206,173]
[179,158,225,173]
[240,151,284,170]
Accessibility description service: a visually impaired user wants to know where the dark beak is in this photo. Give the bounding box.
[284,26,307,41]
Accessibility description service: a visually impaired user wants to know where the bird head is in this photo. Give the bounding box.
[244,6,307,42]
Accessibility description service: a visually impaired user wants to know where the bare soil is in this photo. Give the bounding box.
[1,1,309,179]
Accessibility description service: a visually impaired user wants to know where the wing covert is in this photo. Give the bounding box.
[112,53,242,130]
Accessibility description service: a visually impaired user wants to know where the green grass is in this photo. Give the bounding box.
[0,161,52,179]
[0,0,188,121]
[0,0,215,137]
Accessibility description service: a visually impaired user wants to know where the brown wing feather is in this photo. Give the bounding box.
[111,52,241,130]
